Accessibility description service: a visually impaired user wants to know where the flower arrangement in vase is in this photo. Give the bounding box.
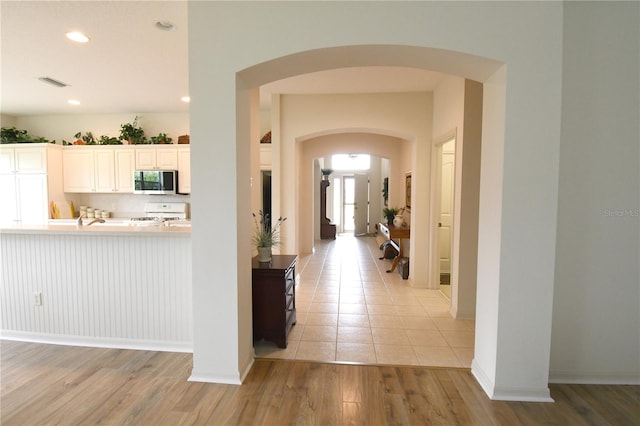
[252,210,287,262]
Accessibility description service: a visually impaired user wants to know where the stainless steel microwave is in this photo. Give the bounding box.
[133,170,178,195]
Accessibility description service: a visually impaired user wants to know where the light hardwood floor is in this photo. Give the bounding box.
[2,340,638,425]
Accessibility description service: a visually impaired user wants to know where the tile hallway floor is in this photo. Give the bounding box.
[254,235,475,368]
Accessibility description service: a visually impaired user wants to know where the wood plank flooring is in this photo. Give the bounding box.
[1,341,638,425]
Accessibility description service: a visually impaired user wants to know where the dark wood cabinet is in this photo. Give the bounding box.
[320,180,336,239]
[252,255,297,348]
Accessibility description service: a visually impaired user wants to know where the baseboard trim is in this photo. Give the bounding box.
[549,371,640,385]
[0,330,192,353]
[472,359,554,402]
[188,371,242,385]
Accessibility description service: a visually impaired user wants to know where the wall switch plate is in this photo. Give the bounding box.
[33,292,43,306]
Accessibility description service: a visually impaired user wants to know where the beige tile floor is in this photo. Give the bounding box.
[254,235,475,368]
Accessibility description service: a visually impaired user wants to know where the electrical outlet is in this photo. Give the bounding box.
[33,292,43,306]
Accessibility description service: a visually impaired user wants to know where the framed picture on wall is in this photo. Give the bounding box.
[405,172,412,211]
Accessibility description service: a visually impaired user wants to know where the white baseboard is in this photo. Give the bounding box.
[188,371,243,385]
[549,371,640,385]
[472,359,554,402]
[1,330,193,353]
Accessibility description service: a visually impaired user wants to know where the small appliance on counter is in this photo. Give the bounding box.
[129,202,190,227]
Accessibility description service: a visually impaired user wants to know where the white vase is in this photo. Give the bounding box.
[257,246,272,262]
[393,215,404,227]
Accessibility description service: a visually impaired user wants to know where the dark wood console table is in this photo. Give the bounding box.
[252,255,297,348]
[378,223,410,273]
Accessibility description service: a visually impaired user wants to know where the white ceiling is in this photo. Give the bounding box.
[1,1,445,116]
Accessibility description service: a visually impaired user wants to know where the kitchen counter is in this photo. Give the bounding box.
[1,221,193,352]
[1,222,191,236]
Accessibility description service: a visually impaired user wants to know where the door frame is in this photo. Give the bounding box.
[429,129,458,292]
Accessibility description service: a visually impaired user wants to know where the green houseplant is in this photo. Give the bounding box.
[119,116,147,144]
[382,207,400,226]
[150,133,173,144]
[252,210,287,262]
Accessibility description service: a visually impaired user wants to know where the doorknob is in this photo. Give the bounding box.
[438,222,442,227]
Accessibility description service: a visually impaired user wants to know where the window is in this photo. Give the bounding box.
[331,154,370,171]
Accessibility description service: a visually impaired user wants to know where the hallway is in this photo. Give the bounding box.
[254,235,475,368]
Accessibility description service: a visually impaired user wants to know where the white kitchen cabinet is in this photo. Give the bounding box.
[0,174,48,224]
[0,145,48,174]
[0,144,64,224]
[63,146,135,193]
[177,146,191,194]
[135,146,178,170]
[113,149,135,192]
[63,148,95,192]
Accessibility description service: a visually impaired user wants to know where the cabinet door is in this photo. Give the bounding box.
[16,174,48,224]
[15,147,47,173]
[63,149,95,192]
[94,149,116,192]
[156,147,178,169]
[135,148,156,169]
[114,148,135,192]
[177,147,190,194]
[0,148,16,173]
[0,174,18,223]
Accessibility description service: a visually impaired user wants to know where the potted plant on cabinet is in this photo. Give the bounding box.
[252,210,287,262]
[119,116,147,144]
[150,133,173,144]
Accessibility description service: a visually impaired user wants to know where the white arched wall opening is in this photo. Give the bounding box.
[298,131,411,252]
[190,2,563,402]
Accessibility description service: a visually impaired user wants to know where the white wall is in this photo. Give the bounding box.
[551,2,640,384]
[189,1,564,400]
[1,113,17,128]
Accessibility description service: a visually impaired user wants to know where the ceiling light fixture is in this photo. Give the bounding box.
[155,21,175,31]
[38,77,69,88]
[181,96,190,103]
[68,99,80,105]
[66,31,89,43]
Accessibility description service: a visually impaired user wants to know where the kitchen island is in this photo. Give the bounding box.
[0,223,193,352]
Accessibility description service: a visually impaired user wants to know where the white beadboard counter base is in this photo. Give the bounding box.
[0,230,193,351]
[0,223,190,236]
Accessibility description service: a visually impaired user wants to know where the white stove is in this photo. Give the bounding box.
[129,202,189,227]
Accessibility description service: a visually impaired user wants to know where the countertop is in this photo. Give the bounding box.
[0,223,191,237]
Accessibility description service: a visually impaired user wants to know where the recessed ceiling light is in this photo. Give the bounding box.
[181,96,190,103]
[155,21,175,31]
[66,32,89,43]
[68,99,80,105]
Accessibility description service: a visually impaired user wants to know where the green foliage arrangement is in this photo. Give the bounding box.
[150,133,172,144]
[252,210,287,248]
[98,135,122,145]
[1,127,54,144]
[74,131,96,145]
[119,116,147,144]
[383,206,401,224]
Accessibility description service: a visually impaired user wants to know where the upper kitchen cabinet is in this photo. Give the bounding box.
[135,146,178,170]
[94,147,135,193]
[177,146,190,194]
[63,146,135,193]
[63,148,95,192]
[0,144,49,174]
[0,143,64,224]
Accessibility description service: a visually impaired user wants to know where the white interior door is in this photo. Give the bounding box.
[354,173,369,235]
[439,139,455,273]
